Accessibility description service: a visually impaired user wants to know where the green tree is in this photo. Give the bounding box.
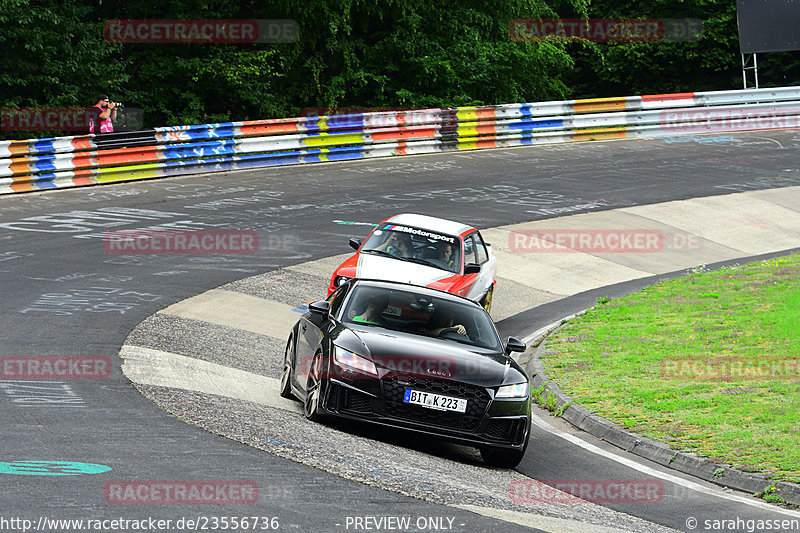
[0,0,128,138]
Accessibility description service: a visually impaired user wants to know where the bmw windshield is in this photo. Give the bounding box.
[360,224,461,274]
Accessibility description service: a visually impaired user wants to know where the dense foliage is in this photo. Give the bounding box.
[1,0,799,139]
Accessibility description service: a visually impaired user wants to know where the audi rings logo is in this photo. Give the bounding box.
[426,367,452,378]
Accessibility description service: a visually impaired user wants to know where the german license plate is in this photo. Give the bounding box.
[403,389,467,413]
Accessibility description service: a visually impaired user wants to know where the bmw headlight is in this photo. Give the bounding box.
[496,382,529,399]
[333,346,377,376]
[334,275,351,287]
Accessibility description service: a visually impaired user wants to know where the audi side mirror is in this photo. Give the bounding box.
[464,263,481,275]
[308,301,330,316]
[349,238,362,250]
[505,337,526,354]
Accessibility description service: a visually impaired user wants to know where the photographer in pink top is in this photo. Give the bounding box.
[88,94,117,134]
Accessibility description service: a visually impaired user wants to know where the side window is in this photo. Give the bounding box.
[463,235,477,266]
[327,284,349,317]
[474,232,489,264]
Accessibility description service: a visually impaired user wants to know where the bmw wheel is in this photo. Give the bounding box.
[481,285,494,314]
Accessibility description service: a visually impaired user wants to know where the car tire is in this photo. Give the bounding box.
[480,446,525,468]
[481,285,494,314]
[279,336,295,399]
[303,351,325,422]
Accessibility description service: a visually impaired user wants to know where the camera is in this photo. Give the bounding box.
[111,101,124,108]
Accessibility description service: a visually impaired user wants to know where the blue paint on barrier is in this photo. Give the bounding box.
[161,140,237,160]
[517,104,534,118]
[303,117,324,133]
[179,126,237,141]
[33,179,57,189]
[29,140,55,155]
[509,118,563,131]
[326,114,366,130]
[322,150,365,161]
[32,156,57,172]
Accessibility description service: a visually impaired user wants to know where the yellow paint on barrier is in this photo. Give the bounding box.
[95,163,161,183]
[302,133,365,147]
[457,126,479,138]
[456,108,479,121]
[96,161,160,174]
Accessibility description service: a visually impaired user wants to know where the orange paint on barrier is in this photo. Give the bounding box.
[371,127,436,141]
[573,98,628,113]
[475,124,497,135]
[10,182,35,192]
[474,108,497,120]
[93,147,160,167]
[8,160,32,176]
[68,153,96,170]
[573,128,628,141]
[641,92,695,102]
[71,137,95,151]
[8,142,30,156]
[73,175,96,186]
[474,139,499,149]
[238,121,301,136]
[10,174,35,185]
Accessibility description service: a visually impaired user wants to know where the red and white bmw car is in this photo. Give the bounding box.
[328,214,497,312]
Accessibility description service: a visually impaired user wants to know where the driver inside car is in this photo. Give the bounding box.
[426,306,467,336]
[374,231,412,258]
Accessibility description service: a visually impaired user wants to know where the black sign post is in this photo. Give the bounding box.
[736,0,800,87]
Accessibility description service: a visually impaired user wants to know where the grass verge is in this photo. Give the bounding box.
[542,254,800,483]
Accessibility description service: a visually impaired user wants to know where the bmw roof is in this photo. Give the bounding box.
[385,213,475,238]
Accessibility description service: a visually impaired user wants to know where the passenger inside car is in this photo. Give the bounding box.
[351,293,390,326]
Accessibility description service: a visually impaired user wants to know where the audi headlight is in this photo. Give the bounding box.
[333,346,377,376]
[496,382,529,398]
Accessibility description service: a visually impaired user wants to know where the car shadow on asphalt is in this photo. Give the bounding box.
[318,415,487,467]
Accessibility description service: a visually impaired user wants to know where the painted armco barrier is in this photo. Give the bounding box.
[2,86,800,194]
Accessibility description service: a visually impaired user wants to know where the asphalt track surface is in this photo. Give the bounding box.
[2,130,800,532]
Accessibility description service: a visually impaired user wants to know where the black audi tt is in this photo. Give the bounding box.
[280,279,531,467]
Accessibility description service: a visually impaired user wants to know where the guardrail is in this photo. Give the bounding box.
[2,86,799,194]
